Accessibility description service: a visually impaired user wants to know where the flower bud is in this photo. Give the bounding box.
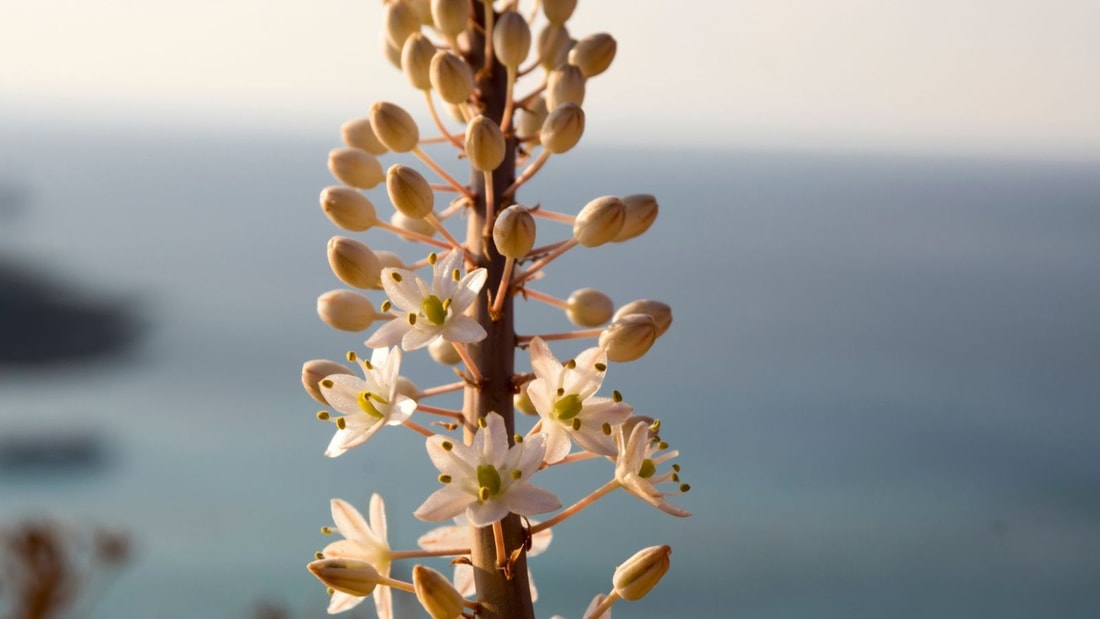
[369,101,420,153]
[514,383,537,415]
[428,337,461,365]
[413,565,465,619]
[569,33,617,78]
[566,288,613,327]
[328,236,383,289]
[613,193,659,242]
[383,0,421,50]
[301,359,355,404]
[391,210,438,239]
[317,290,378,332]
[493,205,536,258]
[517,96,548,144]
[465,115,506,172]
[410,0,433,26]
[444,101,467,123]
[395,376,421,402]
[493,10,531,69]
[430,51,474,104]
[542,0,577,25]
[431,0,467,38]
[402,32,437,91]
[307,558,381,597]
[613,299,672,337]
[612,545,671,601]
[582,593,611,619]
[546,64,585,111]
[381,32,403,70]
[320,186,378,232]
[537,24,573,70]
[374,250,406,270]
[599,313,658,362]
[573,195,625,247]
[387,164,435,219]
[328,147,385,189]
[541,102,585,154]
[341,117,388,155]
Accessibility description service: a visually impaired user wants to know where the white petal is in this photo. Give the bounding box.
[480,412,508,468]
[373,585,393,619]
[385,395,417,425]
[528,569,539,602]
[466,500,509,527]
[453,563,475,598]
[584,593,611,619]
[369,493,388,545]
[501,482,561,516]
[541,424,573,464]
[365,317,411,349]
[441,315,487,343]
[527,337,562,383]
[417,524,470,550]
[426,436,476,479]
[566,346,608,399]
[402,324,441,350]
[449,268,488,312]
[526,378,555,417]
[415,486,474,522]
[380,267,424,312]
[319,375,368,416]
[528,526,553,557]
[433,250,464,298]
[331,498,383,548]
[514,433,547,478]
[578,399,632,426]
[376,347,401,392]
[327,590,365,614]
[570,425,617,457]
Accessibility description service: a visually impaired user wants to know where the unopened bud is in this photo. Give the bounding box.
[369,101,420,153]
[582,593,612,619]
[542,0,577,25]
[412,565,465,619]
[514,383,537,415]
[541,102,585,154]
[410,0,433,26]
[537,24,573,71]
[374,250,406,270]
[307,558,381,597]
[391,210,438,239]
[395,376,421,402]
[599,313,658,362]
[341,117,388,155]
[614,193,659,242]
[444,101,467,124]
[431,0,467,38]
[546,64,585,111]
[302,359,355,404]
[569,33,617,78]
[328,236,383,289]
[573,195,625,247]
[402,32,437,91]
[387,164,435,219]
[613,300,672,337]
[383,0,421,50]
[430,51,474,105]
[566,288,613,327]
[317,290,378,332]
[613,545,671,601]
[328,147,384,189]
[493,11,532,69]
[465,116,506,172]
[428,337,461,365]
[517,96,548,143]
[320,186,378,232]
[381,32,402,70]
[493,205,536,258]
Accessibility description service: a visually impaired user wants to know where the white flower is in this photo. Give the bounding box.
[548,594,611,619]
[414,412,561,527]
[525,337,632,463]
[614,420,691,518]
[319,347,417,457]
[319,495,393,617]
[366,250,487,350]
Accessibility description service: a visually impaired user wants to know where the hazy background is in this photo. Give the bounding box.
[2,1,1099,618]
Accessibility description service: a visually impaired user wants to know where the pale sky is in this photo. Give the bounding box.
[2,0,1099,158]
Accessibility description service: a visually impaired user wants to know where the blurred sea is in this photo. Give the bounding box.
[1,123,1099,618]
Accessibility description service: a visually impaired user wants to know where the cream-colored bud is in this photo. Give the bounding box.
[412,565,465,619]
[612,545,671,601]
[328,147,385,189]
[613,193,659,242]
[381,32,403,70]
[320,186,378,232]
[493,10,531,69]
[514,383,537,415]
[541,102,585,154]
[430,0,467,38]
[573,195,625,247]
[387,164,435,219]
[390,210,438,239]
[444,101,467,124]
[537,24,573,70]
[599,313,658,362]
[402,32,437,91]
[546,64,586,111]
[517,96,548,144]
[428,337,461,365]
[430,51,474,104]
[307,558,381,597]
[493,205,536,258]
[374,250,405,270]
[566,288,613,327]
[301,359,354,404]
[409,0,433,26]
[369,101,420,153]
[383,0,421,49]
[569,33,617,78]
[613,299,672,337]
[317,290,378,332]
[542,0,577,25]
[465,115,506,172]
[340,117,388,155]
[328,236,383,289]
[395,376,421,402]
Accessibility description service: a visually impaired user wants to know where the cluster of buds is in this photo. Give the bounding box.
[301,1,690,617]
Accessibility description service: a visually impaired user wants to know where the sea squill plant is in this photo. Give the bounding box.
[302,2,689,617]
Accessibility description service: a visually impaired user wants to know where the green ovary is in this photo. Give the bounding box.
[356,392,385,418]
[553,393,583,421]
[421,294,447,326]
[476,464,502,497]
[638,458,657,478]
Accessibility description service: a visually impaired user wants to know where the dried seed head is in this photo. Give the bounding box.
[599,313,659,362]
[573,195,625,247]
[493,205,536,258]
[328,147,385,189]
[369,101,420,152]
[390,210,438,239]
[301,359,355,404]
[537,23,574,71]
[317,290,378,332]
[465,115,506,172]
[493,10,532,69]
[428,337,461,365]
[612,545,671,601]
[430,0,467,38]
[374,250,406,270]
[402,32,437,91]
[614,299,673,337]
[308,558,381,597]
[320,186,378,231]
[387,164,435,219]
[517,95,549,144]
[546,63,586,111]
[383,0,421,49]
[340,117,388,155]
[542,0,578,25]
[515,383,538,415]
[566,287,614,327]
[614,193,659,242]
[380,31,403,70]
[569,33,617,78]
[430,51,474,104]
[412,564,465,619]
[541,102,585,154]
[328,236,384,289]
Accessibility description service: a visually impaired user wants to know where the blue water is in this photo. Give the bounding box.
[1,124,1099,618]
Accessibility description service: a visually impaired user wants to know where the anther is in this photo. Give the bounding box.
[565,359,576,369]
[672,463,681,472]
[478,487,490,501]
[441,440,454,451]
[612,390,623,402]
[315,551,324,560]
[650,419,662,433]
[679,483,691,493]
[407,313,417,325]
[556,387,565,396]
[321,526,334,535]
[438,474,452,484]
[346,351,357,362]
[335,417,347,430]
[326,587,335,596]
[601,422,612,435]
[362,360,373,370]
[320,379,334,389]
[477,417,488,428]
[595,362,607,372]
[316,411,330,421]
[571,418,581,431]
[658,441,669,450]
[390,271,403,282]
[428,252,438,265]
[511,470,522,480]
[672,473,680,483]
[513,434,523,444]
[380,300,392,312]
[452,269,461,281]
